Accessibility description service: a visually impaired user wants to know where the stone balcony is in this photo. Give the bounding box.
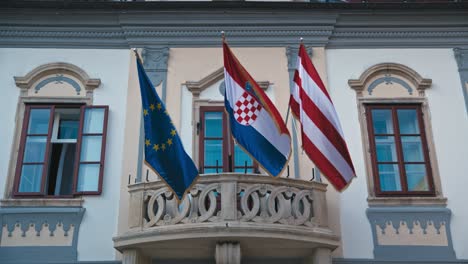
[113,173,339,264]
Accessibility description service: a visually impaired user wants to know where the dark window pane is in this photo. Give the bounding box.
[406,164,429,191]
[23,136,47,163]
[18,164,43,192]
[80,136,102,162]
[83,108,105,134]
[234,145,253,167]
[28,109,50,134]
[375,136,397,162]
[378,164,402,191]
[204,140,222,166]
[204,112,223,138]
[397,109,420,134]
[59,120,79,139]
[372,109,394,134]
[402,136,424,162]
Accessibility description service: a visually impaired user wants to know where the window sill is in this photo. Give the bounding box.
[0,198,84,207]
[367,196,447,207]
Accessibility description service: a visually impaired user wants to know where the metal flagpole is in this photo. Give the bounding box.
[133,48,145,183]
[221,31,233,172]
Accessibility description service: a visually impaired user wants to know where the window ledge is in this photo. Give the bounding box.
[0,198,84,207]
[367,196,447,207]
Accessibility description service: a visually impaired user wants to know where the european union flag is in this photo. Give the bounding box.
[136,58,198,201]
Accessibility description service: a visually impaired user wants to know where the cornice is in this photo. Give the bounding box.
[0,8,468,49]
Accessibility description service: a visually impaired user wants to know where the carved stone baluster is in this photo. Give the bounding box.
[220,181,237,221]
[163,191,176,224]
[312,189,328,227]
[258,186,269,220]
[128,191,144,230]
[187,187,201,223]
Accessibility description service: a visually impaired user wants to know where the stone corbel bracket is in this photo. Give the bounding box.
[348,63,432,97]
[14,62,101,96]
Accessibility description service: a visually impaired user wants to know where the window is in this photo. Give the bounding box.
[13,104,108,197]
[199,106,257,174]
[366,104,435,196]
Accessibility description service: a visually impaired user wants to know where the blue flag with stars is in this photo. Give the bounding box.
[136,58,198,201]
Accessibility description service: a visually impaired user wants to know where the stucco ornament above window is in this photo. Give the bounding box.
[348,63,432,98]
[14,62,100,97]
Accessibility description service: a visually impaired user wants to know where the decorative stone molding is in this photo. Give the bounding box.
[367,207,456,261]
[1,4,468,48]
[348,63,445,207]
[0,207,85,263]
[185,67,270,99]
[348,63,432,97]
[14,62,100,97]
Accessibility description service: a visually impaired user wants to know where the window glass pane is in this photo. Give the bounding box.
[402,136,424,162]
[28,108,50,134]
[204,140,222,166]
[234,168,254,173]
[77,164,100,192]
[83,108,105,134]
[406,164,429,191]
[203,168,220,174]
[80,136,102,162]
[204,112,223,138]
[23,136,47,163]
[234,145,253,167]
[59,120,79,139]
[375,136,397,162]
[397,109,420,134]
[18,164,43,192]
[378,164,402,191]
[371,109,394,134]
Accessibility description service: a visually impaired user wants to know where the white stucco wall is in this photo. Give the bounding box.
[326,49,468,259]
[0,48,130,261]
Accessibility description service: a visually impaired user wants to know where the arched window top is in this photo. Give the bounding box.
[348,63,432,98]
[14,62,100,98]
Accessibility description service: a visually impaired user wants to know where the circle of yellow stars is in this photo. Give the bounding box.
[143,102,177,153]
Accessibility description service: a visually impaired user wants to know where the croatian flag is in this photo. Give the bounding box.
[290,44,355,190]
[223,42,291,177]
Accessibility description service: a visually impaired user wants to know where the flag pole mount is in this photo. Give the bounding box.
[221,31,225,42]
[132,48,143,64]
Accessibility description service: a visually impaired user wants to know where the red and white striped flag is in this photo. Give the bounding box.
[290,44,355,191]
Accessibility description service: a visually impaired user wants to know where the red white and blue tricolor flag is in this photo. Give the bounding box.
[290,44,355,191]
[223,42,291,177]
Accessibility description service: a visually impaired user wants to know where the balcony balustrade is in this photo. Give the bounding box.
[114,173,339,263]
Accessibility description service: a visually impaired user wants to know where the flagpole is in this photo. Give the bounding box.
[221,31,233,171]
[132,48,145,183]
[285,37,303,125]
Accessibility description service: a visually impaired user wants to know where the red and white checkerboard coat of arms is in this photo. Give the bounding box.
[234,91,263,126]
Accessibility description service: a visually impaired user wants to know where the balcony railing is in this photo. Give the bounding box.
[114,173,339,261]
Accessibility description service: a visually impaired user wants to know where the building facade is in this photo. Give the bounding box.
[0,1,467,263]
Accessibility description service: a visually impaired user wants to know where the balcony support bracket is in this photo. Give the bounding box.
[216,242,241,264]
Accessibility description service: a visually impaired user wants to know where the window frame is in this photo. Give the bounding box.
[366,103,435,197]
[12,103,108,198]
[198,106,258,174]
[72,105,109,195]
